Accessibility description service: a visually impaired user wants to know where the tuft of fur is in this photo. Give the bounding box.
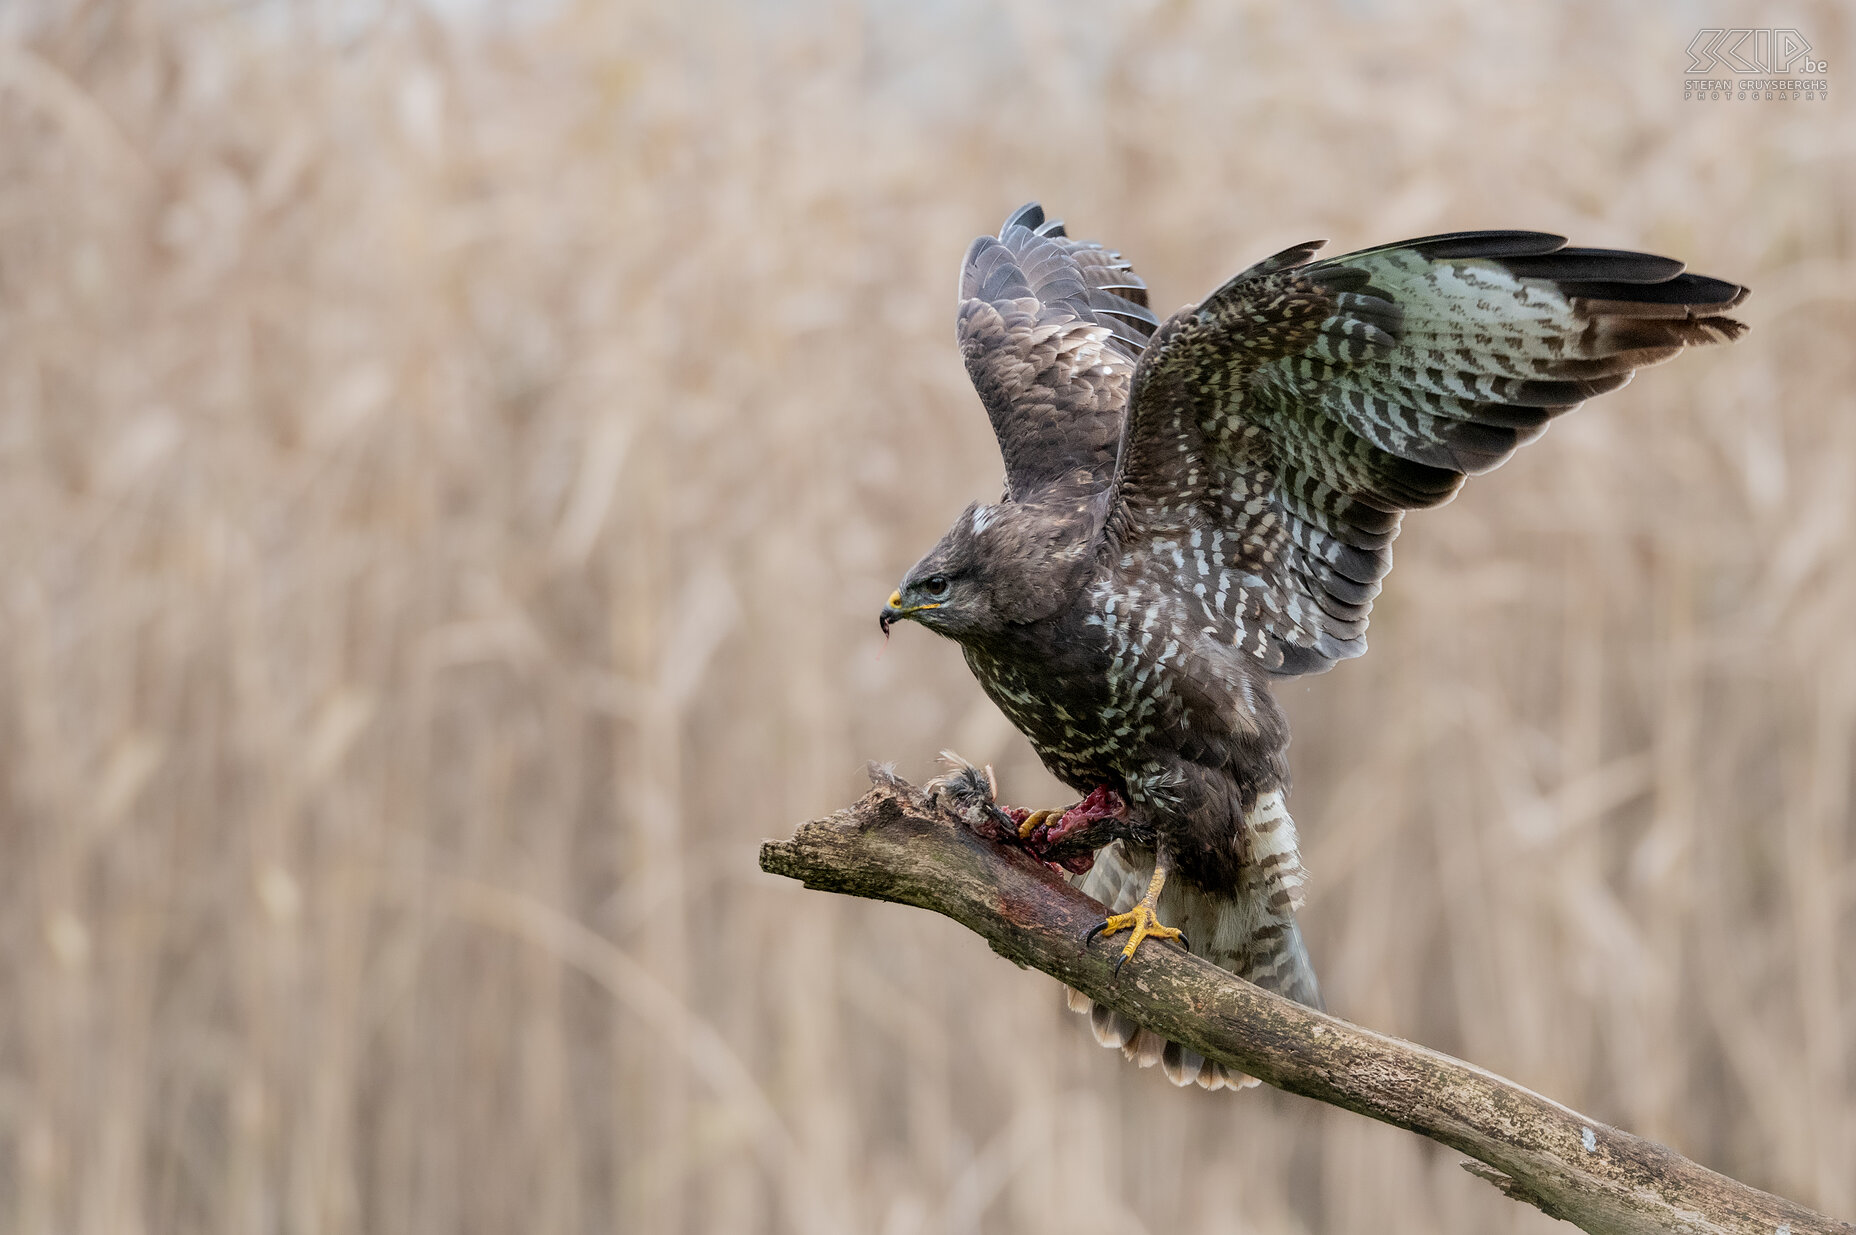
[922,751,1018,841]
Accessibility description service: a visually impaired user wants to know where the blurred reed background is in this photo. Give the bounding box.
[0,1,1851,1232]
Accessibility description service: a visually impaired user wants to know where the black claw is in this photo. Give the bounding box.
[1112,951,1129,977]
[1084,920,1110,946]
[1176,932,1191,952]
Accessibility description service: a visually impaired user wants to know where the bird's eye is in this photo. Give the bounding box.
[922,575,951,599]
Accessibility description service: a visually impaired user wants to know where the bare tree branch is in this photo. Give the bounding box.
[759,776,1854,1235]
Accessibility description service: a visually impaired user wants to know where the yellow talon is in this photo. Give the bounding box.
[1017,808,1061,840]
[1099,902,1184,959]
[1086,862,1185,971]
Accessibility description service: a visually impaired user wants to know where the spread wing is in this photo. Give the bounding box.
[958,203,1159,501]
[1106,231,1749,675]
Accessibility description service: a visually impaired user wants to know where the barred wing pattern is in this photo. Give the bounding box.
[1108,232,1749,675]
[958,204,1159,500]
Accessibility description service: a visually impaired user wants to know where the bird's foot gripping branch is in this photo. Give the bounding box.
[759,767,1854,1235]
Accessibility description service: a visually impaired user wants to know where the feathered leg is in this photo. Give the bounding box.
[1231,789,1322,1009]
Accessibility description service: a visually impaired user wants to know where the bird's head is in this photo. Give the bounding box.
[881,499,1094,642]
[881,505,991,641]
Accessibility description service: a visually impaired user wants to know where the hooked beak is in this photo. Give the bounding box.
[880,588,939,636]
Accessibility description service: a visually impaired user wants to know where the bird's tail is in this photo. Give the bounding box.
[1067,789,1320,1091]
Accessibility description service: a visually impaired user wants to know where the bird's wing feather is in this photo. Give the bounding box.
[1106,231,1748,675]
[958,203,1159,500]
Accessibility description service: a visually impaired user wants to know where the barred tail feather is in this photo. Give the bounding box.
[1066,790,1320,1091]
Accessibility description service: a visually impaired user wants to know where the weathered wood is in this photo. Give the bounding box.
[759,776,1853,1235]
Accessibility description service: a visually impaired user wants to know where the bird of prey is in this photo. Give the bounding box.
[881,203,1747,1089]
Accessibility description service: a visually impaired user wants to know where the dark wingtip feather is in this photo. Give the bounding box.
[1386,230,1568,260]
[1271,640,1342,676]
[1231,240,1327,284]
[1461,402,1569,430]
[1307,264,1372,295]
[1500,247,1687,283]
[1002,202,1044,234]
[1506,373,1635,406]
[1564,271,1748,314]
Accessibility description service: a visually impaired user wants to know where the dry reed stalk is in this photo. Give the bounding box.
[0,2,1847,1233]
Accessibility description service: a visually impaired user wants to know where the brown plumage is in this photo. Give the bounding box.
[883,203,1747,1089]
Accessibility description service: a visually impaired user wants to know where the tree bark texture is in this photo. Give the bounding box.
[759,775,1853,1235]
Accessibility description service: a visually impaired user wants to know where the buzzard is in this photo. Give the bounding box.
[882,203,1747,1089]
